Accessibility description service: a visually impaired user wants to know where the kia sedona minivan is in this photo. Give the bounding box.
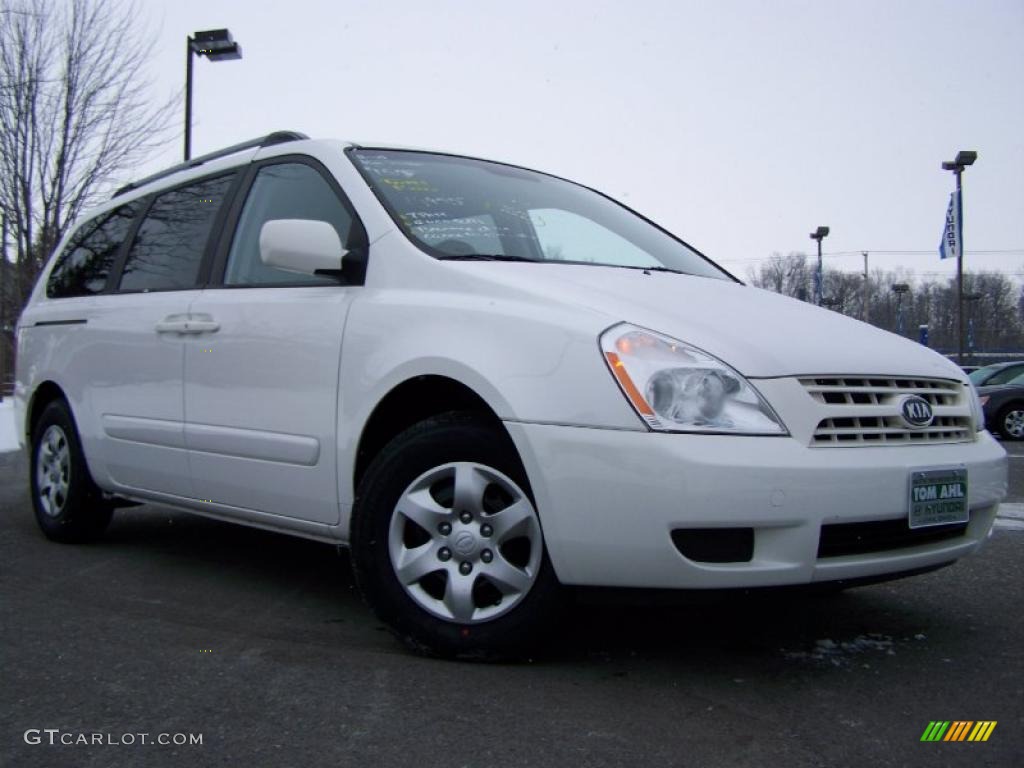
[14,131,1008,658]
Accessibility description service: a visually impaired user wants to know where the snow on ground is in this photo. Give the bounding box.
[996,502,1024,530]
[0,399,19,452]
[782,634,899,667]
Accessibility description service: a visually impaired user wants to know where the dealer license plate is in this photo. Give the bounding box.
[908,467,968,529]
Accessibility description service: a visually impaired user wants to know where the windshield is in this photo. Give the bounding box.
[968,367,994,384]
[349,149,732,280]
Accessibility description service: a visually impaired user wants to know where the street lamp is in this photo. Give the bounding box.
[185,29,243,161]
[963,292,982,362]
[892,282,910,336]
[809,226,829,306]
[941,149,977,365]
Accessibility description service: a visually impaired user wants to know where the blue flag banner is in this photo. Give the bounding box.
[939,191,960,260]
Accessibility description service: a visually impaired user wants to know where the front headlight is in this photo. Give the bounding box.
[600,324,787,435]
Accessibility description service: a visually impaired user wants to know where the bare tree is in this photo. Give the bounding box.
[749,257,1024,357]
[747,252,811,300]
[0,0,173,388]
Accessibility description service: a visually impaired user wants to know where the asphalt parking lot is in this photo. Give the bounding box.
[2,443,1022,768]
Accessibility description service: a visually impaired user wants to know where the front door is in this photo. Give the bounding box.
[183,159,367,525]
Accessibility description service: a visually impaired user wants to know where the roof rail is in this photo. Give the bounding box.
[112,130,309,198]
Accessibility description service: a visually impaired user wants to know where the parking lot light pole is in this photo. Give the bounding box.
[941,150,977,365]
[892,283,910,336]
[963,292,982,363]
[185,29,243,161]
[861,252,869,321]
[809,226,829,306]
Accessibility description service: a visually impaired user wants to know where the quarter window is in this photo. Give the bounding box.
[224,163,355,286]
[119,175,233,292]
[47,203,139,298]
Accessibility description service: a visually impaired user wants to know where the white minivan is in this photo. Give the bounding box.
[14,131,1008,657]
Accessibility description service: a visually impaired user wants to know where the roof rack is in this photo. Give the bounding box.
[112,130,309,198]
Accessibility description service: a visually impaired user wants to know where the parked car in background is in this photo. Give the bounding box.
[969,361,1024,387]
[978,373,1024,440]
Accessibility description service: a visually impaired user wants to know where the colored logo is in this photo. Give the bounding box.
[920,721,997,742]
[900,396,934,428]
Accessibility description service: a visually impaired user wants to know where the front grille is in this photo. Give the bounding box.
[801,377,973,446]
[818,518,968,558]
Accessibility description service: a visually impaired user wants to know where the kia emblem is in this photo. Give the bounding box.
[900,395,934,428]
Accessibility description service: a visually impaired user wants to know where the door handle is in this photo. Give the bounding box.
[184,320,220,333]
[155,316,220,334]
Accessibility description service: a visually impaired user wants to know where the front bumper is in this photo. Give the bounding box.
[505,423,1008,589]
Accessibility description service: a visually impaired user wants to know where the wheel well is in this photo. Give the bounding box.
[354,376,503,489]
[27,381,67,438]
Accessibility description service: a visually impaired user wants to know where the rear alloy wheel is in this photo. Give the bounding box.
[30,400,113,543]
[1000,404,1024,440]
[352,412,562,659]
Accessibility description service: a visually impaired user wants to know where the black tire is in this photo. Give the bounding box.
[30,399,113,543]
[998,403,1024,441]
[351,411,563,659]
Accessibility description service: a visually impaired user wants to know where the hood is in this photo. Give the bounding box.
[448,262,966,380]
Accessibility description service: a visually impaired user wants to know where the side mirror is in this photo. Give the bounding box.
[259,219,346,277]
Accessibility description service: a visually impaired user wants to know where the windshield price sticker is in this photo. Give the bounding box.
[909,468,968,529]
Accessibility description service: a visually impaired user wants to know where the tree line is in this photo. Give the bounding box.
[1,0,171,389]
[746,252,1024,357]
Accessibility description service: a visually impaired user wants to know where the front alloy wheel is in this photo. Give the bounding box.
[352,412,562,659]
[389,461,542,624]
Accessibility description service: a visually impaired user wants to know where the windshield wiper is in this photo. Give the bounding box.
[436,253,540,262]
[437,254,688,274]
[615,264,688,275]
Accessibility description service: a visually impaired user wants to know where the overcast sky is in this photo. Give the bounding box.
[126,0,1024,282]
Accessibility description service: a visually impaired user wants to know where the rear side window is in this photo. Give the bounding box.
[224,163,355,286]
[47,203,139,298]
[119,174,233,292]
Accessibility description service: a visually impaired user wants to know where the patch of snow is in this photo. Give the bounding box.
[782,634,895,666]
[0,399,19,452]
[995,503,1024,531]
[998,503,1024,519]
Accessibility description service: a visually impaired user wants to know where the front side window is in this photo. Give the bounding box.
[350,149,730,280]
[119,174,233,292]
[47,203,139,298]
[224,163,355,286]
